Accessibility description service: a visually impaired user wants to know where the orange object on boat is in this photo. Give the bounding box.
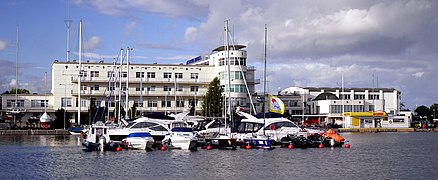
[324,129,345,142]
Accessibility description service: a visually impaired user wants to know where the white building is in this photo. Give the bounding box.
[279,87,411,128]
[1,45,259,125]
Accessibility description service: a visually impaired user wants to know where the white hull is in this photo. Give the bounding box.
[164,135,198,150]
[124,137,155,150]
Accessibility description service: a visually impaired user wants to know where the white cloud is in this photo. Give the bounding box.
[124,21,137,35]
[412,72,424,78]
[156,55,196,61]
[0,40,6,50]
[184,27,197,42]
[84,36,101,50]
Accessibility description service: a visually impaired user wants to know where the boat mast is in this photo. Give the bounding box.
[263,24,267,136]
[125,47,131,119]
[118,48,123,122]
[225,20,231,135]
[15,26,19,109]
[77,19,82,126]
[44,72,47,113]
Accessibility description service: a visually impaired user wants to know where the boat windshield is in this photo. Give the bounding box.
[237,122,264,133]
[264,121,299,130]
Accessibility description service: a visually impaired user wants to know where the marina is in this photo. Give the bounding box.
[0,132,437,179]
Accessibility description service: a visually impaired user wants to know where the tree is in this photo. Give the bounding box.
[415,105,431,120]
[53,108,71,129]
[430,103,438,119]
[201,77,224,117]
[2,88,30,94]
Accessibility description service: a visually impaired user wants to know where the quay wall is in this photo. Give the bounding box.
[0,129,70,135]
[338,128,438,133]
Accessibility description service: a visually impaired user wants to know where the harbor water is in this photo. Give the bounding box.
[1,132,437,179]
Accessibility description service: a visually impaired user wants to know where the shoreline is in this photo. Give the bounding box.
[337,128,438,133]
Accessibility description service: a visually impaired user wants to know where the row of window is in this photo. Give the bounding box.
[329,105,365,113]
[224,84,247,93]
[219,71,246,80]
[218,57,246,66]
[80,85,200,92]
[342,94,380,100]
[87,70,200,80]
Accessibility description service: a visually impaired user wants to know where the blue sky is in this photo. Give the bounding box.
[1,0,438,111]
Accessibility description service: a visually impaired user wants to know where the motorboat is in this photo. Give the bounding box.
[162,125,198,150]
[82,122,122,152]
[122,132,155,150]
[234,107,323,145]
[68,127,85,135]
[109,112,190,142]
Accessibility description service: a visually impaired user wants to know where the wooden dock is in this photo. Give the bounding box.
[0,129,70,135]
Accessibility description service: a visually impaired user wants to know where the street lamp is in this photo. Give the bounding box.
[59,83,69,129]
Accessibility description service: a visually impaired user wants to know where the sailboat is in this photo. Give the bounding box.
[204,20,237,150]
[39,72,52,128]
[7,26,25,128]
[235,25,274,149]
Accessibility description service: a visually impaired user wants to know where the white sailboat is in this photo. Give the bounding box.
[39,72,52,128]
[7,26,26,128]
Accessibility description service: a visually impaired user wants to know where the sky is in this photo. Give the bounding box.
[1,0,438,111]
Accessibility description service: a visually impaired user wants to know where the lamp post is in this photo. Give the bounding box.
[59,83,69,129]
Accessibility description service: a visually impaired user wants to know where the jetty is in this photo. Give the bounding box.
[0,129,70,135]
[338,128,438,132]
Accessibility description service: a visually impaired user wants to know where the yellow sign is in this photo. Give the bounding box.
[344,112,386,117]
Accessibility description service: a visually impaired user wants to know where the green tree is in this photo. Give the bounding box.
[2,88,30,94]
[415,105,431,120]
[53,108,71,129]
[201,77,224,117]
[430,103,438,119]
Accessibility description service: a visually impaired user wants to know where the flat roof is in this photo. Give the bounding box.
[212,45,246,52]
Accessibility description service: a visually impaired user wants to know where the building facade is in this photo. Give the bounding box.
[1,45,259,125]
[279,87,411,128]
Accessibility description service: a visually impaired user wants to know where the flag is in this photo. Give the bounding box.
[268,94,285,114]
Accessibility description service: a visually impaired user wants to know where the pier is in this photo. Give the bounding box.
[0,129,70,135]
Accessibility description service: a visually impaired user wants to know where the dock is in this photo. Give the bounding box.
[338,128,438,133]
[0,129,70,135]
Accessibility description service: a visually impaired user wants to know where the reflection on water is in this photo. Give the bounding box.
[1,133,438,179]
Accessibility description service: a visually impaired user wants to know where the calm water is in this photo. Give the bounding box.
[0,132,437,180]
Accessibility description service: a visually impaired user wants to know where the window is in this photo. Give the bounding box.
[90,71,99,77]
[80,71,87,77]
[136,72,144,78]
[134,99,143,107]
[109,86,115,91]
[121,72,127,78]
[90,85,99,91]
[190,86,199,92]
[61,98,72,107]
[342,94,351,99]
[176,86,183,92]
[147,86,156,91]
[369,94,379,100]
[161,101,171,107]
[107,71,116,78]
[136,86,145,91]
[190,73,199,79]
[163,86,172,92]
[175,73,183,79]
[369,105,375,112]
[147,72,156,78]
[31,100,41,107]
[80,85,87,91]
[189,99,198,107]
[164,72,172,78]
[148,100,157,107]
[176,100,185,107]
[354,94,365,99]
[76,98,86,107]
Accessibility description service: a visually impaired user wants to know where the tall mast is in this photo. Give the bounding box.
[77,19,82,125]
[125,47,131,119]
[118,48,123,121]
[44,72,48,113]
[15,26,19,109]
[263,24,267,136]
[225,20,231,135]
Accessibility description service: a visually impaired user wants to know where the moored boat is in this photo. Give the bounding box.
[122,132,155,150]
[163,127,198,150]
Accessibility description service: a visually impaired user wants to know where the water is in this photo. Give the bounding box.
[0,133,437,180]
